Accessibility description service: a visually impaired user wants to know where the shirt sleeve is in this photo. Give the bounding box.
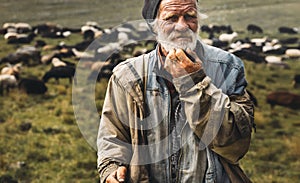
[173,68,254,164]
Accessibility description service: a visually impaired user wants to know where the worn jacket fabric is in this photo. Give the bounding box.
[97,41,254,183]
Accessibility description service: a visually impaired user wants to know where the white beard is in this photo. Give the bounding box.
[156,27,198,52]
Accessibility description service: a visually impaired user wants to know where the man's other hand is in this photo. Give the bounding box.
[106,166,127,183]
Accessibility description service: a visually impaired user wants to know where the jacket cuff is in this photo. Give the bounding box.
[99,163,119,183]
[173,69,206,93]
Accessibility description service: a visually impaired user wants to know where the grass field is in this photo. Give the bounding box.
[0,0,299,182]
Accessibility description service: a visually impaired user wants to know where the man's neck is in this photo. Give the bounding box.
[158,44,168,67]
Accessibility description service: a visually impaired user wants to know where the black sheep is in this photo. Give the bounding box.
[279,37,298,45]
[293,74,300,88]
[278,26,298,34]
[231,48,266,63]
[7,33,36,44]
[247,24,263,34]
[19,78,47,94]
[42,66,76,84]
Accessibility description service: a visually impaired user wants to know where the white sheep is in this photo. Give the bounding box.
[250,37,268,46]
[230,41,251,50]
[81,23,103,38]
[2,22,15,29]
[262,43,282,53]
[285,49,300,58]
[15,22,32,33]
[51,58,67,67]
[4,32,18,40]
[265,56,289,69]
[219,32,238,42]
[0,74,18,95]
[1,63,22,76]
[91,61,110,71]
[81,25,99,33]
[265,55,282,63]
[71,48,94,59]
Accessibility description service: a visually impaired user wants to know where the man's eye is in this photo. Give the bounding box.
[165,15,179,22]
[184,14,197,20]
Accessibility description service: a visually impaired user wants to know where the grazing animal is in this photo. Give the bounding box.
[2,22,16,29]
[18,78,47,94]
[71,48,94,60]
[34,39,47,48]
[0,74,17,95]
[81,24,103,39]
[247,24,263,34]
[95,42,122,61]
[1,45,51,65]
[266,91,300,109]
[88,61,115,82]
[250,37,268,47]
[32,23,61,35]
[83,29,95,40]
[51,57,67,67]
[278,26,298,34]
[265,55,282,63]
[285,49,300,58]
[231,48,265,63]
[6,33,36,44]
[263,43,287,55]
[279,37,298,44]
[41,51,60,64]
[1,63,22,79]
[265,56,290,69]
[210,25,232,34]
[42,66,76,84]
[15,22,32,33]
[4,32,18,40]
[219,32,238,42]
[293,74,300,88]
[200,25,212,34]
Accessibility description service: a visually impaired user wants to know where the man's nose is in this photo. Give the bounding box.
[175,17,189,32]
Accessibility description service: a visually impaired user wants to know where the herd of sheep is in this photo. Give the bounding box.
[0,21,299,108]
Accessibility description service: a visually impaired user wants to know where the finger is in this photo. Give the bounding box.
[166,48,177,62]
[175,49,193,64]
[106,171,119,183]
[164,49,176,72]
[117,166,127,183]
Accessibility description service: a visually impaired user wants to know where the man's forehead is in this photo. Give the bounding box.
[160,0,197,7]
[159,0,197,13]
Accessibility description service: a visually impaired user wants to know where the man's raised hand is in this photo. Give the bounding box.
[164,48,202,78]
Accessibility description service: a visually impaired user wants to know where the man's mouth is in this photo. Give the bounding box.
[174,36,191,41]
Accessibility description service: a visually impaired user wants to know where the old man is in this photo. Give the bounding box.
[97,0,254,182]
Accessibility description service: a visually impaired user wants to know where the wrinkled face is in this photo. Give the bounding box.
[155,0,199,52]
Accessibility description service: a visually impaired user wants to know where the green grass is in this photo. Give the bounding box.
[242,60,300,182]
[0,0,300,182]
